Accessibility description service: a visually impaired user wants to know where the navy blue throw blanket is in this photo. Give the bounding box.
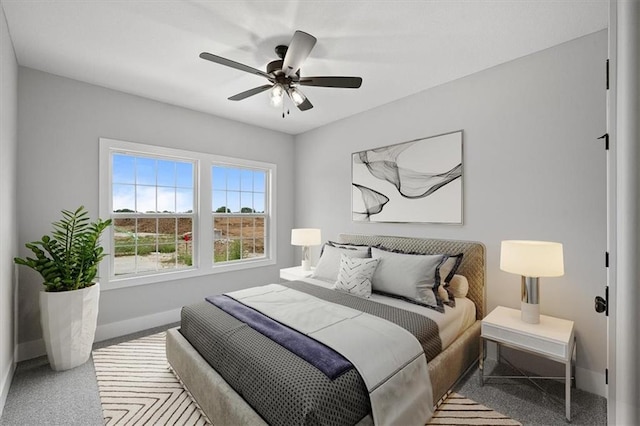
[206,294,353,380]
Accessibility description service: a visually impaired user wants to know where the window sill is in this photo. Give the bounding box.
[101,257,276,291]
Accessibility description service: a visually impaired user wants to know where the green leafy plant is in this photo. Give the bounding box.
[14,206,112,292]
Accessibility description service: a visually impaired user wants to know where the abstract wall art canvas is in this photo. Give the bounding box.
[352,131,463,224]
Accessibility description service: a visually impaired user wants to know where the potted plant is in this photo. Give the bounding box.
[14,206,111,371]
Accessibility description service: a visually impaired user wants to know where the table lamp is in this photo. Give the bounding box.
[500,240,564,324]
[291,228,321,271]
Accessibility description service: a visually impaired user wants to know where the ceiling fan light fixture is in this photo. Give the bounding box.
[287,86,306,106]
[270,84,285,107]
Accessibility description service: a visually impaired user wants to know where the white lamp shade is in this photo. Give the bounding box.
[291,228,322,246]
[500,240,564,277]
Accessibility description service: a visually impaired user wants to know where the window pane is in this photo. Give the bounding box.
[136,185,156,213]
[240,169,253,191]
[254,193,265,213]
[112,184,135,212]
[113,154,135,184]
[136,157,156,185]
[241,192,253,212]
[113,218,136,275]
[241,217,255,238]
[212,166,226,190]
[255,217,265,256]
[254,171,266,191]
[227,191,241,213]
[157,160,176,187]
[226,168,241,191]
[228,239,242,261]
[176,162,193,188]
[178,217,194,268]
[212,190,228,213]
[157,218,177,269]
[157,187,176,213]
[214,217,229,239]
[177,188,194,213]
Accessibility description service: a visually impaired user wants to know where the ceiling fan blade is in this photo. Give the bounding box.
[282,31,317,78]
[296,97,313,111]
[299,76,363,89]
[200,52,272,80]
[228,84,273,101]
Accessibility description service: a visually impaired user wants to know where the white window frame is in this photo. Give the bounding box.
[99,138,277,291]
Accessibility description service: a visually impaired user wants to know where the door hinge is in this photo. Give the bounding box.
[606,368,609,385]
[598,133,609,150]
[606,59,610,90]
[605,251,609,268]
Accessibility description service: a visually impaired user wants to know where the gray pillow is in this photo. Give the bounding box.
[371,247,444,311]
[312,244,370,282]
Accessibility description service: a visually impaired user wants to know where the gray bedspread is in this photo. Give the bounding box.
[180,281,442,426]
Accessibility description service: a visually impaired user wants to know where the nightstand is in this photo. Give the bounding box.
[279,266,314,281]
[480,306,576,422]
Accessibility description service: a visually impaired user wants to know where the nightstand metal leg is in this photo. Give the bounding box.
[479,337,485,386]
[566,357,571,422]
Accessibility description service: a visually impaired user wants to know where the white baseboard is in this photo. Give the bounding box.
[484,342,606,397]
[16,338,45,363]
[16,307,182,363]
[576,366,606,398]
[0,360,16,418]
[93,308,181,342]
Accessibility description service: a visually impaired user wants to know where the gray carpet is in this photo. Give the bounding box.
[456,360,607,425]
[1,323,607,426]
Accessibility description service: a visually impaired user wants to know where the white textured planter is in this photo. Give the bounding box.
[39,283,100,371]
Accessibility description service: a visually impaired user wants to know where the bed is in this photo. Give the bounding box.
[166,234,485,425]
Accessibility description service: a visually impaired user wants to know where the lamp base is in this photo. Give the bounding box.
[301,259,311,271]
[521,301,540,324]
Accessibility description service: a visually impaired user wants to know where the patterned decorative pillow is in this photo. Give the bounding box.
[333,254,380,298]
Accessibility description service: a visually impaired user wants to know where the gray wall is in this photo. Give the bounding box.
[0,3,18,415]
[295,30,607,396]
[16,68,295,348]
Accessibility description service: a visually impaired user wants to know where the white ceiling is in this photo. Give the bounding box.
[1,0,608,135]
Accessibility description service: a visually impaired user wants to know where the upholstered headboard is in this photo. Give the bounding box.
[337,234,486,320]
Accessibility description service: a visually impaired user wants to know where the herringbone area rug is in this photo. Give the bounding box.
[93,332,520,426]
[93,332,209,425]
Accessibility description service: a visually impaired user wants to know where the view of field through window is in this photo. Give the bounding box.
[212,166,267,263]
[110,153,267,277]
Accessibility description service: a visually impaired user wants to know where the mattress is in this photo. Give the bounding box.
[301,275,477,349]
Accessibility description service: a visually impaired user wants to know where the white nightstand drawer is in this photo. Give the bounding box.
[482,322,570,360]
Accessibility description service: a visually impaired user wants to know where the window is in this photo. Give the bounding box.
[111,153,195,276]
[212,166,267,264]
[99,138,276,290]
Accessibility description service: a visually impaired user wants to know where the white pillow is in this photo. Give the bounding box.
[448,274,469,298]
[370,247,444,311]
[333,254,380,298]
[312,244,370,282]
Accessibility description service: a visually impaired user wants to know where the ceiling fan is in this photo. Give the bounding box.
[199,30,363,112]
